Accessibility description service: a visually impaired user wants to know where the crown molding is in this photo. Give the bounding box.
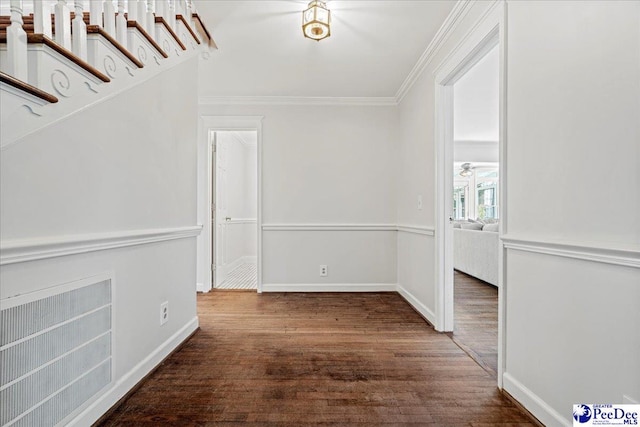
[395,0,476,103]
[197,1,481,107]
[198,96,397,107]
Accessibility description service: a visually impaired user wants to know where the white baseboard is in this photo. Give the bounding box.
[262,283,397,292]
[396,284,437,326]
[196,282,210,293]
[503,372,570,427]
[67,316,199,427]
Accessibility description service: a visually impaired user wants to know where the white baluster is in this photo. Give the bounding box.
[136,0,146,28]
[127,0,137,21]
[102,0,115,35]
[6,0,28,81]
[155,0,164,20]
[89,0,101,25]
[185,0,191,22]
[54,0,71,49]
[116,0,126,44]
[145,0,154,38]
[34,0,53,38]
[72,0,87,59]
[167,0,175,30]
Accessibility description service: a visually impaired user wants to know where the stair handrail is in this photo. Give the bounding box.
[2,0,213,99]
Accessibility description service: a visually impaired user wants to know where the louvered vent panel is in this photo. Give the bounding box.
[0,279,113,427]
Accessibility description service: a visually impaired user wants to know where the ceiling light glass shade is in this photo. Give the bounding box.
[460,163,474,177]
[302,0,331,41]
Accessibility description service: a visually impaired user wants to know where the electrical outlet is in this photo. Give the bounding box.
[417,195,423,210]
[160,301,169,326]
[319,265,328,277]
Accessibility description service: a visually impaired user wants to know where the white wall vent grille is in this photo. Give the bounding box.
[0,277,113,427]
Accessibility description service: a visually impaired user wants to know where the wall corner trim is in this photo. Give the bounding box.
[0,225,203,265]
[502,373,571,427]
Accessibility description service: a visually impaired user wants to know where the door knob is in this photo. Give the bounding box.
[225,217,231,221]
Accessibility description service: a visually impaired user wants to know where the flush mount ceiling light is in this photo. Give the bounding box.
[302,0,331,41]
[460,163,474,177]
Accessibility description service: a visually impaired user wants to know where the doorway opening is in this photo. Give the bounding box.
[198,115,263,294]
[450,45,500,377]
[434,2,506,388]
[211,131,258,290]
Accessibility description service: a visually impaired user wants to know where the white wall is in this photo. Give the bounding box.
[0,57,200,425]
[398,0,640,425]
[396,2,495,323]
[199,103,398,288]
[503,1,640,424]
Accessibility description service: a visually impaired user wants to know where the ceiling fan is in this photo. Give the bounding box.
[459,163,474,177]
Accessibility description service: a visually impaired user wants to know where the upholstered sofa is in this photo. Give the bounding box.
[453,222,499,287]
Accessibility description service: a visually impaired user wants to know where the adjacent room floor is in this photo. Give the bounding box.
[98,291,533,426]
[217,263,257,290]
[451,270,499,378]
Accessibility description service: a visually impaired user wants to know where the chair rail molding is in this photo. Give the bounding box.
[0,225,202,265]
[262,224,397,232]
[501,234,640,269]
[225,218,257,225]
[397,225,436,236]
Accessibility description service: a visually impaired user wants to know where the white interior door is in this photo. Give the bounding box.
[215,133,229,287]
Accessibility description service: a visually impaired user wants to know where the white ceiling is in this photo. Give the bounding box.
[196,1,457,98]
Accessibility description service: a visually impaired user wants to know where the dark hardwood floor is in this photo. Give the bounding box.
[451,270,499,378]
[98,291,533,426]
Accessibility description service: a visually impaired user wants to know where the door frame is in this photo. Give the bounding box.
[197,116,264,293]
[433,1,507,387]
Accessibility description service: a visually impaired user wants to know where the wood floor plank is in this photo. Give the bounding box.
[97,291,534,426]
[451,270,499,378]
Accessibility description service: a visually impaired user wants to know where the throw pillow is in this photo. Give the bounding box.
[460,223,483,230]
[483,222,499,232]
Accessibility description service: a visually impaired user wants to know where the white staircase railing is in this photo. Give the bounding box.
[6,0,27,80]
[1,0,215,147]
[72,0,87,59]
[54,0,71,49]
